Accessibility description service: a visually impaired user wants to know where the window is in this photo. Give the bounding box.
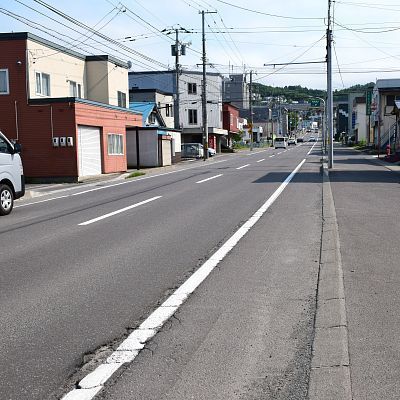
[386,95,400,107]
[35,72,50,96]
[107,134,124,155]
[0,135,11,154]
[188,109,198,124]
[148,112,156,125]
[69,81,82,98]
[188,82,197,95]
[166,104,173,117]
[0,69,9,95]
[118,91,126,108]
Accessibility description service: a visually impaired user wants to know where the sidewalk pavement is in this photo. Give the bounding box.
[326,145,400,399]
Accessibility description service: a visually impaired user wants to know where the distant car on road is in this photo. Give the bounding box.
[208,147,216,157]
[275,137,288,149]
[297,137,304,143]
[309,136,317,142]
[288,137,297,146]
[181,143,216,158]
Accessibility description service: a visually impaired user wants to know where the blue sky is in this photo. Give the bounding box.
[1,0,400,90]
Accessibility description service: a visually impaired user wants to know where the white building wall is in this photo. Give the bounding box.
[179,72,223,129]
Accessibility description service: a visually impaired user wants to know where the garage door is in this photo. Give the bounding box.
[78,125,102,177]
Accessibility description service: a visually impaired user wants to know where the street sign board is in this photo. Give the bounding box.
[310,99,321,108]
[366,91,372,115]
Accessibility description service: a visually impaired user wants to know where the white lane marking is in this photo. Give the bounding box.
[196,174,223,184]
[269,155,275,158]
[307,141,319,155]
[14,194,71,208]
[62,158,307,400]
[256,159,265,163]
[277,152,283,155]
[245,149,269,155]
[283,150,287,153]
[78,196,162,226]
[15,160,228,208]
[236,164,250,170]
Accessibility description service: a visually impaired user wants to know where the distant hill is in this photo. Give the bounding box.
[253,82,374,104]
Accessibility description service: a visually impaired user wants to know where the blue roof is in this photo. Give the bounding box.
[129,102,156,122]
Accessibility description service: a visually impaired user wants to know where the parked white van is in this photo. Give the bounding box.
[0,131,25,215]
[274,137,288,149]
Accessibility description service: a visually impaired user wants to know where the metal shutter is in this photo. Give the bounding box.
[78,125,102,177]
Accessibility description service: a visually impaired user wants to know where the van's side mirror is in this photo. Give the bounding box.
[13,143,22,153]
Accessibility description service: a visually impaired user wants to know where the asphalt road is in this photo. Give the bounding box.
[0,141,322,399]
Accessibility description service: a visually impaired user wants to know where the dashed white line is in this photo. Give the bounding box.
[269,155,275,158]
[78,196,162,226]
[277,152,283,155]
[62,158,307,400]
[256,159,265,163]
[196,174,223,184]
[236,164,250,170]
[15,160,228,208]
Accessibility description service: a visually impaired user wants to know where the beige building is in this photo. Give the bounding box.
[26,35,128,107]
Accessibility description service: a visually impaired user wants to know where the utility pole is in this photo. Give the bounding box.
[200,10,216,160]
[249,70,253,151]
[327,0,334,168]
[164,26,190,130]
[174,29,181,130]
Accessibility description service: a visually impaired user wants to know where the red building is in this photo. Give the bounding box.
[0,32,142,181]
[223,103,240,146]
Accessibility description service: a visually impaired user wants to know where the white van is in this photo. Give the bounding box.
[274,137,288,149]
[0,131,25,215]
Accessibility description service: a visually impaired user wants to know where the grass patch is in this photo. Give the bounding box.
[125,171,146,179]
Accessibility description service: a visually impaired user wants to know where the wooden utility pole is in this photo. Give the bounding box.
[200,10,216,160]
[327,0,334,168]
[249,70,253,151]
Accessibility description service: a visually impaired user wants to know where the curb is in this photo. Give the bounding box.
[308,163,352,399]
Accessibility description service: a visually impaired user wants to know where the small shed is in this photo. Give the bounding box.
[126,127,181,168]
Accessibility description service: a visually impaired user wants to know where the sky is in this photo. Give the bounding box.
[1,0,400,90]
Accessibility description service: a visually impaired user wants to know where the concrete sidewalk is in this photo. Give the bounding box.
[328,146,400,399]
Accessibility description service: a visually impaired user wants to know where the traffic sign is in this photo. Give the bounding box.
[310,99,321,108]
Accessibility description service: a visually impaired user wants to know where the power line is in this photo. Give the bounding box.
[214,0,325,20]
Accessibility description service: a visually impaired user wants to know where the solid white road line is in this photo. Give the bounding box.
[196,174,223,184]
[236,164,250,170]
[307,141,319,155]
[256,159,265,163]
[61,158,307,400]
[78,196,162,226]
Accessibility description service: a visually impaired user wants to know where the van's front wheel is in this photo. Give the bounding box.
[0,184,14,215]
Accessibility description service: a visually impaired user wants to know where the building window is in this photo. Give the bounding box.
[118,91,126,108]
[35,72,50,96]
[166,104,173,117]
[148,112,156,125]
[188,82,197,95]
[107,134,124,155]
[386,95,400,107]
[0,69,10,95]
[188,109,198,124]
[69,81,82,98]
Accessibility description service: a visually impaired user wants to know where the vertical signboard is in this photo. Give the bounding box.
[366,91,372,116]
